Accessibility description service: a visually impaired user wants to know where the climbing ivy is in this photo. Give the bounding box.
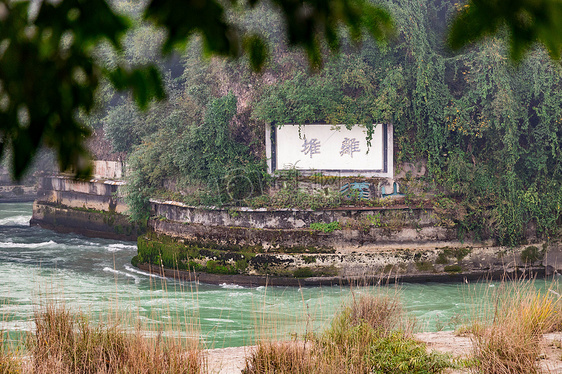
[251,0,562,245]
[114,0,562,244]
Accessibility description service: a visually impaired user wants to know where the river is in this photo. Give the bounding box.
[0,202,507,348]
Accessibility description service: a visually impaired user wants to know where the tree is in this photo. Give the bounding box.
[1,0,560,179]
[0,0,393,179]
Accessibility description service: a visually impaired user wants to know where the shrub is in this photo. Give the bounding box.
[309,222,341,233]
[521,246,542,264]
[444,264,462,273]
[244,294,452,374]
[293,267,315,278]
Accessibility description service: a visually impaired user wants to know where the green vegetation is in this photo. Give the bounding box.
[253,0,562,246]
[98,0,562,248]
[521,246,544,264]
[309,222,342,234]
[244,295,452,373]
[436,247,472,265]
[293,267,316,278]
[444,265,462,273]
[137,232,266,275]
[415,261,434,272]
[123,91,266,221]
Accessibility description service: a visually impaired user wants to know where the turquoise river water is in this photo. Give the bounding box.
[0,202,554,348]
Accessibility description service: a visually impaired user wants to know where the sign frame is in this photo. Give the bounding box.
[265,123,393,178]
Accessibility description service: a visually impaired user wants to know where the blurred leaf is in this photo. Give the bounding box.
[448,0,562,60]
[145,0,393,69]
[0,0,164,180]
[243,34,268,72]
[145,0,240,56]
[107,66,165,109]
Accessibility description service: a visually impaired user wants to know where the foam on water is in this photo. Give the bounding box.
[107,243,137,252]
[220,283,245,289]
[102,267,140,283]
[0,215,31,226]
[204,318,235,323]
[0,240,57,249]
[123,264,167,280]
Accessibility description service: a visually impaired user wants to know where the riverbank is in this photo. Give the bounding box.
[205,331,562,374]
[30,172,562,285]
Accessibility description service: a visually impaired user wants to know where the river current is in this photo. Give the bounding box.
[0,202,502,348]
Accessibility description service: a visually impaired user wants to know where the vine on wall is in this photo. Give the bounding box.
[105,0,562,245]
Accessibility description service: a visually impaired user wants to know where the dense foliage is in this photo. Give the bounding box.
[0,0,393,180]
[105,0,562,245]
[252,0,562,245]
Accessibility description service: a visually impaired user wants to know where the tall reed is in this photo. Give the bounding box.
[244,293,451,374]
[469,278,562,374]
[25,302,202,374]
[0,331,20,374]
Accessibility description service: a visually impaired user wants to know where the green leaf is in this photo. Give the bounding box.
[447,0,562,61]
[244,34,268,72]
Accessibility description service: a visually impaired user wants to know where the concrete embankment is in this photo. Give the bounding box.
[0,166,37,202]
[137,199,557,285]
[31,171,562,284]
[0,185,36,202]
[31,168,142,241]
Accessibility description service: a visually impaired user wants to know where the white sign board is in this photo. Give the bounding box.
[266,124,393,177]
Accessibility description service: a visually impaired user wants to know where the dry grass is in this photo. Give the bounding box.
[346,292,407,334]
[244,293,451,374]
[0,331,21,374]
[13,302,203,374]
[469,278,562,374]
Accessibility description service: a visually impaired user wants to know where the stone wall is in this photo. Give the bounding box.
[36,175,127,213]
[31,174,139,240]
[140,200,554,285]
[92,161,125,180]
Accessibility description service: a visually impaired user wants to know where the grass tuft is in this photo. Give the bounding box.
[25,302,202,374]
[244,293,451,374]
[0,331,20,374]
[469,278,561,374]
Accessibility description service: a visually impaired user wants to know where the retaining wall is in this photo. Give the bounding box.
[31,174,139,240]
[140,200,556,285]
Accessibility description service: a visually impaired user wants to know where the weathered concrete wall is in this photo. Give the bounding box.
[0,185,37,202]
[92,161,125,180]
[152,199,437,228]
[149,218,460,253]
[140,200,556,285]
[31,202,142,241]
[37,175,127,213]
[31,175,139,241]
[150,199,476,250]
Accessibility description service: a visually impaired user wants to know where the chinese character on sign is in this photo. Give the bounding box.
[340,138,361,158]
[301,138,321,158]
